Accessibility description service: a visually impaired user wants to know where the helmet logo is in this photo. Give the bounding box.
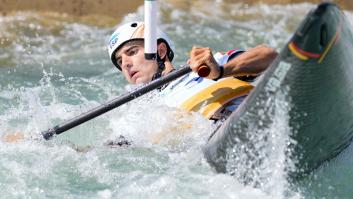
[109,33,120,49]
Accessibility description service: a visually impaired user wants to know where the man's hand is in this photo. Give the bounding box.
[188,44,277,79]
[188,46,221,80]
[2,132,25,143]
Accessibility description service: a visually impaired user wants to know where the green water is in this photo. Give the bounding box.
[0,2,352,198]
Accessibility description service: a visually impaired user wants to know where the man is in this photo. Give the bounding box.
[108,21,277,120]
[1,21,277,143]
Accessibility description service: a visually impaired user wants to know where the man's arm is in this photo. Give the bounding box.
[188,44,278,80]
[223,44,278,77]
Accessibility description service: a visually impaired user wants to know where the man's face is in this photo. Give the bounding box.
[115,40,158,84]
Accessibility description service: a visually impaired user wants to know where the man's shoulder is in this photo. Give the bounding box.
[214,49,245,65]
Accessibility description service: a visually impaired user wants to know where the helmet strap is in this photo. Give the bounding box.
[151,54,166,81]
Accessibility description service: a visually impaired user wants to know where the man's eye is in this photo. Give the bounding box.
[128,48,138,56]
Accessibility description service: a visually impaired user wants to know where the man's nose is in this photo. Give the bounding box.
[121,55,132,69]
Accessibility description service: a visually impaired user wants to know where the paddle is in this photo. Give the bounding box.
[42,66,197,140]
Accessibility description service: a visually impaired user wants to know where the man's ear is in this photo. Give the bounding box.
[157,42,168,60]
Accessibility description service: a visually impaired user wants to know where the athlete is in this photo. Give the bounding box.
[1,21,277,143]
[108,21,278,120]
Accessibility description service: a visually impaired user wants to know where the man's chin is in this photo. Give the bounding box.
[134,76,149,85]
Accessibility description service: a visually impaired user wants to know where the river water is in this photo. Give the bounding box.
[0,2,352,198]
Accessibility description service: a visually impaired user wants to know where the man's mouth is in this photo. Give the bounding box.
[130,71,138,79]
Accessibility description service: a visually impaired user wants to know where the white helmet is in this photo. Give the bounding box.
[108,21,175,70]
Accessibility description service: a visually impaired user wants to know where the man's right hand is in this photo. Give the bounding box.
[2,132,25,143]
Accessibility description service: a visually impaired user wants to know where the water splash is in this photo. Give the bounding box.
[224,85,297,197]
[4,2,348,198]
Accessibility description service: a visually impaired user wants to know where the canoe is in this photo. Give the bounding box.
[203,2,353,179]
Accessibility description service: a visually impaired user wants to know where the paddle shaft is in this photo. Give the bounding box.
[42,66,192,140]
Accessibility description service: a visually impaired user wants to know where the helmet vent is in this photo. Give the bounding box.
[131,23,138,27]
